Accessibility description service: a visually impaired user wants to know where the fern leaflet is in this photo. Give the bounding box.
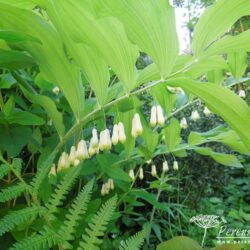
[0,182,27,203]
[0,164,11,179]
[0,206,44,236]
[119,230,145,250]
[10,226,61,250]
[59,178,94,242]
[78,195,117,250]
[45,166,81,220]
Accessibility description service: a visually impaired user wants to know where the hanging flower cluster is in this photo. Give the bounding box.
[180,117,188,129]
[203,107,211,117]
[191,110,200,121]
[112,122,126,145]
[150,105,165,127]
[101,179,115,196]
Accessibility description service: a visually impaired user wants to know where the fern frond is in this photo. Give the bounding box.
[0,164,11,179]
[59,178,94,242]
[31,151,57,194]
[78,195,117,250]
[119,230,145,250]
[0,182,27,203]
[10,226,61,250]
[0,206,44,236]
[45,166,81,220]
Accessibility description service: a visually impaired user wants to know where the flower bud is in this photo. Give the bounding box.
[49,164,56,176]
[180,117,188,129]
[156,105,165,126]
[99,131,105,151]
[91,128,99,148]
[150,106,157,127]
[101,184,106,196]
[76,140,89,160]
[151,164,157,177]
[58,152,69,172]
[52,86,60,95]
[118,122,126,144]
[191,110,200,121]
[203,107,211,117]
[108,178,114,190]
[88,145,96,157]
[162,161,169,173]
[131,113,143,138]
[139,168,144,180]
[104,183,110,194]
[112,124,119,145]
[238,90,246,98]
[129,169,135,180]
[173,161,179,171]
[69,146,76,165]
[103,129,112,150]
[74,159,80,167]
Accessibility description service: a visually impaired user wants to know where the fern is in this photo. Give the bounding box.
[0,182,27,203]
[58,178,94,242]
[10,226,61,250]
[0,164,11,179]
[119,230,145,250]
[78,195,117,250]
[31,151,57,194]
[0,206,44,236]
[45,166,81,220]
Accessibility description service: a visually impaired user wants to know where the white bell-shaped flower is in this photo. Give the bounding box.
[49,164,57,176]
[108,179,114,190]
[103,129,112,150]
[173,161,179,171]
[156,105,165,126]
[74,159,80,167]
[58,152,69,172]
[180,117,188,129]
[203,106,212,117]
[101,184,106,196]
[88,146,96,157]
[238,90,246,98]
[129,169,135,180]
[69,146,76,165]
[112,124,119,145]
[151,164,157,177]
[52,86,60,95]
[76,140,89,160]
[131,113,143,138]
[118,122,126,144]
[162,161,169,173]
[150,106,157,127]
[191,110,200,121]
[91,128,99,148]
[139,168,144,180]
[99,131,105,151]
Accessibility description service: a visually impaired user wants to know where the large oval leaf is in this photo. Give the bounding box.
[166,78,250,151]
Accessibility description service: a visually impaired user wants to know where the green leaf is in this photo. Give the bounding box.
[0,182,27,203]
[103,0,179,78]
[21,87,64,138]
[44,0,138,92]
[188,126,250,155]
[0,4,85,119]
[6,110,45,126]
[96,154,131,182]
[193,147,243,168]
[0,126,32,157]
[203,30,250,57]
[0,30,41,43]
[192,0,250,55]
[157,236,201,250]
[228,51,247,80]
[3,95,15,116]
[163,118,181,151]
[0,164,11,179]
[166,78,250,151]
[0,49,36,69]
